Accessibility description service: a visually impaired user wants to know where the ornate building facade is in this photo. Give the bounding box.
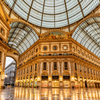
[15,32,100,88]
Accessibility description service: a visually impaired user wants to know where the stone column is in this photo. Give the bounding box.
[70,61,75,88]
[59,61,63,87]
[32,63,34,88]
[37,62,41,87]
[48,61,52,87]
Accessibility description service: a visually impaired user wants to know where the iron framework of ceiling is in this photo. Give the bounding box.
[8,22,39,55]
[72,17,100,58]
[5,0,100,29]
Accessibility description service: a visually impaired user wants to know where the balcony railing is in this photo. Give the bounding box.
[18,53,100,68]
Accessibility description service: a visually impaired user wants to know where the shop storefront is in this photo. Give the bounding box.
[52,76,59,87]
[18,82,20,87]
[41,76,48,87]
[34,76,37,87]
[26,80,28,87]
[63,75,70,87]
[75,73,78,88]
[29,80,32,87]
[80,74,83,88]
[20,82,22,87]
[87,77,90,88]
[22,81,25,87]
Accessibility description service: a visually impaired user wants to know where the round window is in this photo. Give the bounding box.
[73,47,75,51]
[53,46,57,50]
[44,46,47,50]
[63,46,67,50]
[36,48,38,52]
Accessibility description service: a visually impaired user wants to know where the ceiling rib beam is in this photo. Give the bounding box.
[64,0,70,32]
[8,22,20,42]
[77,0,84,18]
[9,0,17,17]
[16,29,32,48]
[79,26,100,54]
[40,0,45,34]
[27,0,35,21]
[54,0,55,28]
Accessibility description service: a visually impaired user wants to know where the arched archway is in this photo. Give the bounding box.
[8,22,39,55]
[11,19,40,36]
[6,54,18,66]
[72,13,100,57]
[71,13,100,35]
[5,57,17,86]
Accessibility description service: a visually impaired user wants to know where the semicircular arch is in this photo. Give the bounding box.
[71,13,100,35]
[8,22,39,55]
[72,13,100,58]
[11,19,40,37]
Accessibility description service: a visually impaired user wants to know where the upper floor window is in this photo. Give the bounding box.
[80,65,81,70]
[53,46,57,50]
[75,63,77,70]
[27,67,28,73]
[36,48,38,52]
[43,46,47,50]
[43,62,46,70]
[54,62,57,70]
[35,64,37,71]
[1,28,4,34]
[64,62,68,70]
[30,66,32,72]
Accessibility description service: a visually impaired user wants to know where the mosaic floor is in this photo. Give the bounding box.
[0,87,100,100]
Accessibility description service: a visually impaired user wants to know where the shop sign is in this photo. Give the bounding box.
[42,76,48,80]
[52,76,59,79]
[63,76,70,79]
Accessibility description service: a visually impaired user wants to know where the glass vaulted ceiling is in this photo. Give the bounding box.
[5,0,99,28]
[72,17,100,58]
[8,22,39,55]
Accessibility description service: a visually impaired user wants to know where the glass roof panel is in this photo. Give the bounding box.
[5,0,100,28]
[8,22,39,55]
[72,17,100,58]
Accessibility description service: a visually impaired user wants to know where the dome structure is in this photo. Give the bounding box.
[5,0,99,28]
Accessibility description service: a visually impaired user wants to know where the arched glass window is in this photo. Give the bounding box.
[8,22,39,55]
